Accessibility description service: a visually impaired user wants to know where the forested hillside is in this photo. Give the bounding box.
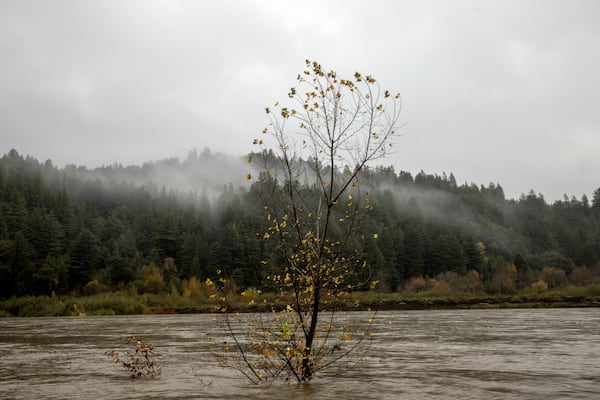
[1,148,599,298]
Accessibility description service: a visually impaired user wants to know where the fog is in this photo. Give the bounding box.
[2,1,600,201]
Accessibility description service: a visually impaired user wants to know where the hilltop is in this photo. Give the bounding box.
[1,148,599,303]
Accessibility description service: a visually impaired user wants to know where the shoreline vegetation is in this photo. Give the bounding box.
[2,149,600,325]
[2,283,599,318]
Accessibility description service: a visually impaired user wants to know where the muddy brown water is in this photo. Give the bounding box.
[1,308,598,399]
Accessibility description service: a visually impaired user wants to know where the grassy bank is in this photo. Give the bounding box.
[1,283,600,317]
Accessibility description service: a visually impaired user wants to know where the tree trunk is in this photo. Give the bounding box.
[301,280,320,380]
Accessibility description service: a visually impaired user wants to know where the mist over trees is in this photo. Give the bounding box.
[0,148,599,299]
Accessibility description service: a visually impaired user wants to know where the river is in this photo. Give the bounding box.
[1,308,598,399]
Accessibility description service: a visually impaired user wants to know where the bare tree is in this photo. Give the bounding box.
[217,60,402,383]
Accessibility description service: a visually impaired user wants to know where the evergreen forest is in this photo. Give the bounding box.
[1,148,599,300]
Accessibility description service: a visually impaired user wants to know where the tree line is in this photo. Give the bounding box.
[1,148,599,298]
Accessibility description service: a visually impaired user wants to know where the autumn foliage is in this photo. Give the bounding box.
[106,336,160,379]
[211,60,401,383]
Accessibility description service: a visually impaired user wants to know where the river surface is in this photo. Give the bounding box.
[0,308,599,399]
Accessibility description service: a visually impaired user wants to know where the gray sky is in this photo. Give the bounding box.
[1,0,599,201]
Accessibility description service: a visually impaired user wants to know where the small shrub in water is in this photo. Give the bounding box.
[106,336,160,378]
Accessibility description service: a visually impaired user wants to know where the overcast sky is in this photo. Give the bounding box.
[1,0,599,201]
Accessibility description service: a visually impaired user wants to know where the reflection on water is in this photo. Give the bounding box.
[1,309,599,399]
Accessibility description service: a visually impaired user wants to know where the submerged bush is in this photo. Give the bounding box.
[106,336,160,379]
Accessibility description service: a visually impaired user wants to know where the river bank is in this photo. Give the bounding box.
[1,283,599,317]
